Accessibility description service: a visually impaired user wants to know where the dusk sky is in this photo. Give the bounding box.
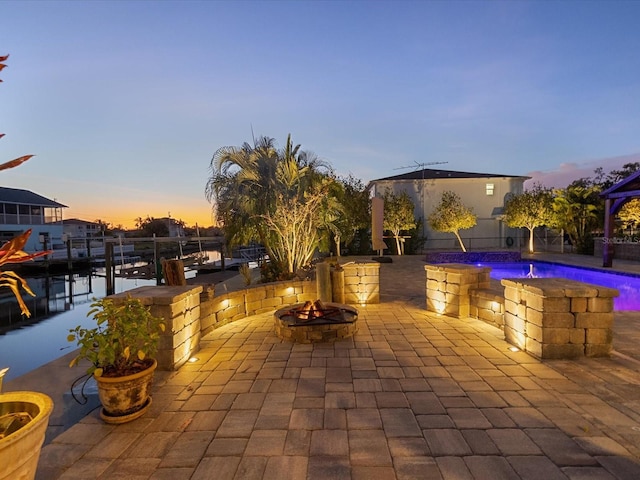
[2,1,640,228]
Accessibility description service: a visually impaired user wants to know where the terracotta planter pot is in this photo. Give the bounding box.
[0,391,54,480]
[95,359,157,423]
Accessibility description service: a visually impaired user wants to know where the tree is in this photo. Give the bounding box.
[329,175,370,256]
[595,162,640,190]
[618,198,640,236]
[503,183,554,254]
[382,189,417,255]
[552,181,601,254]
[93,219,112,235]
[206,134,333,277]
[261,178,331,272]
[136,216,169,237]
[428,191,476,252]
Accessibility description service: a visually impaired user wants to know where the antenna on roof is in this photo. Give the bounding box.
[393,161,448,171]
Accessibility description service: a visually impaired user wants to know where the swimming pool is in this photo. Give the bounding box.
[476,261,639,311]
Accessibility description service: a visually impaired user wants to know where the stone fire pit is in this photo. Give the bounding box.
[274,300,358,344]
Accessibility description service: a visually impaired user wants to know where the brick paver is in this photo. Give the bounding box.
[30,255,640,479]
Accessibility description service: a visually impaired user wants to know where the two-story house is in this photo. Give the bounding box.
[369,168,529,250]
[0,186,67,252]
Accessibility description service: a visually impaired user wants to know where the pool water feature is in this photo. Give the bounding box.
[476,261,638,311]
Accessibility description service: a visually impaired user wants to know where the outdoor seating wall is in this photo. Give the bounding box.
[424,263,619,360]
[108,262,381,371]
[199,280,316,335]
[200,262,381,335]
[109,285,204,371]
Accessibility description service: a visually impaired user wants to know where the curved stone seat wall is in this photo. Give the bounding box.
[199,280,317,336]
[200,262,380,335]
[113,262,381,371]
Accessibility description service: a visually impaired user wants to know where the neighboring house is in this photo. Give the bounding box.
[0,186,67,252]
[369,168,530,250]
[63,218,103,239]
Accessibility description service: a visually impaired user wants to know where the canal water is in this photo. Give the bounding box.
[0,271,157,381]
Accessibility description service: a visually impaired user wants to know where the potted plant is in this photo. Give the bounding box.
[68,296,165,424]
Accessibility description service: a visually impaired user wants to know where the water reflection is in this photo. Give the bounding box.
[0,270,157,381]
[0,274,87,333]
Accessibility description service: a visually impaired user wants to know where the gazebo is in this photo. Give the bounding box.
[600,169,640,267]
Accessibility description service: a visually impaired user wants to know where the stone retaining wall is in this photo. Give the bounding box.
[424,264,491,318]
[112,262,380,370]
[593,238,640,261]
[200,262,380,335]
[343,262,380,304]
[199,281,317,336]
[425,264,620,360]
[110,285,203,371]
[501,278,619,359]
[469,286,505,330]
[424,251,521,264]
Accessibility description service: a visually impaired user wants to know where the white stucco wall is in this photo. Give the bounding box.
[371,176,526,250]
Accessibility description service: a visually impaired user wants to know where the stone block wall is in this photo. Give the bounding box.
[424,264,491,318]
[501,278,619,359]
[593,238,640,261]
[469,287,505,329]
[199,280,316,336]
[110,285,203,371]
[343,262,380,304]
[109,265,381,369]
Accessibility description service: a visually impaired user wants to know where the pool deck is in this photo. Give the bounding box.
[5,253,640,479]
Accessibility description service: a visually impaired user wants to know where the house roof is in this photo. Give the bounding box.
[64,218,99,226]
[371,168,530,182]
[0,186,67,208]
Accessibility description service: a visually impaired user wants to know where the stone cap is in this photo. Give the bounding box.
[109,285,204,305]
[500,277,619,298]
[425,263,492,274]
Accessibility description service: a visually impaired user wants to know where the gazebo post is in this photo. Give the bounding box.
[602,198,614,268]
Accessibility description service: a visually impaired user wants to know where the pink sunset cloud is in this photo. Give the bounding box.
[525,153,640,189]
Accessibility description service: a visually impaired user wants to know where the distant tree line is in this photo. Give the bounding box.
[504,162,640,254]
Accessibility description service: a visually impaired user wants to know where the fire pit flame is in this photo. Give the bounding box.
[292,300,342,323]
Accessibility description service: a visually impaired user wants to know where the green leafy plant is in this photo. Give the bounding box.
[239,263,252,286]
[68,296,165,377]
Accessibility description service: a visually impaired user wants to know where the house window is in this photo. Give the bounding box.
[486,183,495,196]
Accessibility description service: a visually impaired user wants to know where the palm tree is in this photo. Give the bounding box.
[206,134,333,276]
[206,136,279,250]
[552,182,601,254]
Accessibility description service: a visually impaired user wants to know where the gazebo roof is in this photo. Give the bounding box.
[600,169,640,200]
[600,169,640,267]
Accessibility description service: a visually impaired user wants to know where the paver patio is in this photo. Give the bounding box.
[17,255,640,479]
